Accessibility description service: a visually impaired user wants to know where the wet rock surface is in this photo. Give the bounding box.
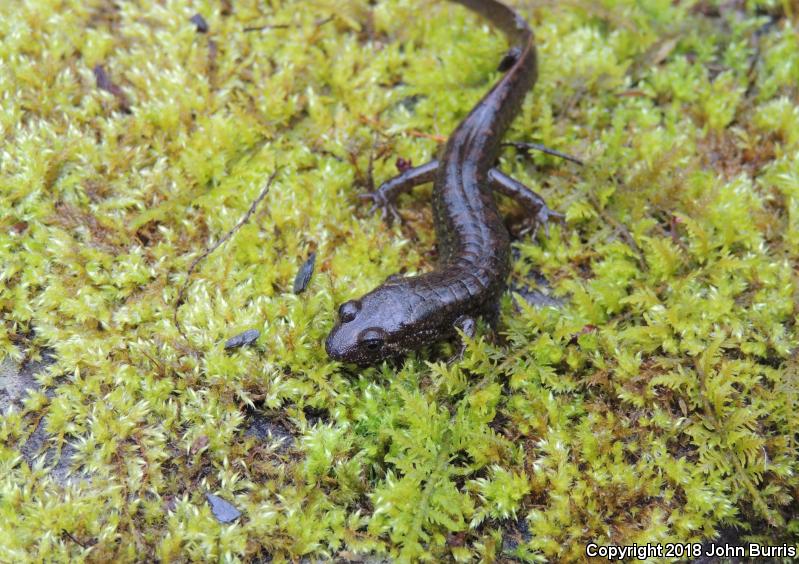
[244,412,295,451]
[1,351,82,486]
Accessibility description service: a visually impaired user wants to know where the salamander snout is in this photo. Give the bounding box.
[325,296,396,364]
[324,300,362,361]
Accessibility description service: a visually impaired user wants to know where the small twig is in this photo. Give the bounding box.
[243,23,291,32]
[358,115,448,143]
[502,141,585,165]
[584,189,646,268]
[356,115,394,142]
[404,129,448,143]
[135,344,164,375]
[743,19,774,99]
[245,15,333,34]
[173,169,280,351]
[62,530,87,549]
[367,130,378,192]
[93,64,131,114]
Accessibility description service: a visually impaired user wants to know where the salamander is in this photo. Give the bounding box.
[326,0,560,364]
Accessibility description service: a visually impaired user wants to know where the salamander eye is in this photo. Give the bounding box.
[359,328,387,351]
[338,300,360,323]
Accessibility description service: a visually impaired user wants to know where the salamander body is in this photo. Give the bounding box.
[326,0,551,364]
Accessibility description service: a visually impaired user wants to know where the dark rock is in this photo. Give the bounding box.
[224,329,260,350]
[244,413,294,450]
[293,252,316,294]
[190,14,209,33]
[502,516,532,556]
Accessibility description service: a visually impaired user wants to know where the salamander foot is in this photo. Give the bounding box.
[359,189,402,224]
[452,315,477,362]
[521,204,565,238]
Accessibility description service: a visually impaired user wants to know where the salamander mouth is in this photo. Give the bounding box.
[324,328,347,361]
[325,326,402,365]
[324,326,365,363]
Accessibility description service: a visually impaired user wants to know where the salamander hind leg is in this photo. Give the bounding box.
[359,159,439,224]
[488,169,563,237]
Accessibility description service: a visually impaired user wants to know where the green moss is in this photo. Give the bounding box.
[1,0,798,561]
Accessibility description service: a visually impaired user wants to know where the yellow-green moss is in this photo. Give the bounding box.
[1,0,798,561]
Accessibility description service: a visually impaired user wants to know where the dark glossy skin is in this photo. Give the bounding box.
[326,0,550,365]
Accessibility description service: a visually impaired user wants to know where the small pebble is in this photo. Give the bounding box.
[205,493,241,523]
[224,329,260,350]
[293,252,316,294]
[190,13,209,33]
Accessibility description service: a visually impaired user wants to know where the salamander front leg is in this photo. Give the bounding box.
[454,315,477,339]
[359,160,439,223]
[488,169,564,236]
[453,314,477,360]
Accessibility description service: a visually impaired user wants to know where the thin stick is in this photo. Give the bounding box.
[243,23,290,32]
[173,169,280,351]
[502,141,585,165]
[62,530,87,549]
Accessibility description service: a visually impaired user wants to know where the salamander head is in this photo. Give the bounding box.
[325,286,415,365]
